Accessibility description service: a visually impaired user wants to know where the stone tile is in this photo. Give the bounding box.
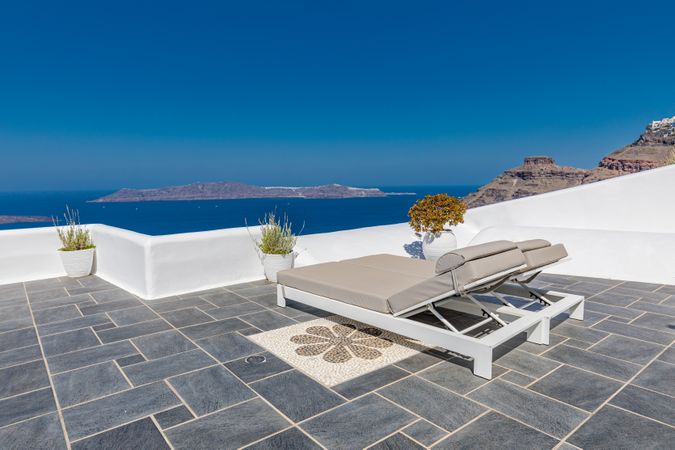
[468,379,588,438]
[333,365,408,399]
[67,285,115,296]
[657,346,675,364]
[0,360,49,399]
[611,384,674,426]
[619,281,663,292]
[0,282,27,298]
[107,305,159,326]
[607,315,631,323]
[629,301,675,317]
[161,307,214,327]
[33,304,82,324]
[610,286,670,302]
[0,344,42,369]
[584,302,642,320]
[632,360,675,396]
[402,419,447,447]
[180,318,250,340]
[77,277,115,289]
[149,297,213,314]
[0,387,56,427]
[0,303,31,321]
[380,376,485,432]
[568,405,675,449]
[0,316,34,334]
[71,417,170,450]
[302,393,414,450]
[48,340,137,373]
[170,365,255,416]
[155,405,194,429]
[53,361,130,407]
[96,319,172,343]
[38,313,112,336]
[90,289,137,303]
[24,278,71,292]
[562,338,593,349]
[166,398,289,450]
[0,327,37,352]
[225,279,270,291]
[237,310,297,331]
[31,293,92,311]
[593,319,674,345]
[201,291,249,308]
[123,349,214,386]
[657,285,675,295]
[116,354,146,366]
[495,349,561,378]
[0,296,27,309]
[196,332,262,362]
[393,348,449,372]
[589,335,665,365]
[238,326,263,336]
[550,322,608,344]
[499,370,536,386]
[225,352,293,383]
[0,413,67,449]
[206,302,266,320]
[133,330,196,359]
[252,370,344,422]
[233,284,277,298]
[417,357,501,395]
[370,433,423,450]
[42,328,100,357]
[630,313,675,334]
[92,322,116,331]
[244,428,321,450]
[434,411,559,450]
[27,287,69,303]
[529,365,622,412]
[62,381,180,440]
[543,345,641,381]
[588,292,638,307]
[79,298,142,316]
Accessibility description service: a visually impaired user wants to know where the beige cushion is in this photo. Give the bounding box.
[520,243,567,272]
[516,239,551,252]
[278,243,526,314]
[435,240,517,274]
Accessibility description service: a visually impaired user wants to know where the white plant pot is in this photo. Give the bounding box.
[262,252,295,282]
[58,248,95,278]
[422,231,457,261]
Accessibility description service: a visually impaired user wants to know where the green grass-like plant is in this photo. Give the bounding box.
[53,206,95,251]
[250,212,297,255]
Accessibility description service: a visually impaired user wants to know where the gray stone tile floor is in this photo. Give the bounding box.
[0,273,673,448]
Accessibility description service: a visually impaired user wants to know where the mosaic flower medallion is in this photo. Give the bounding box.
[248,315,429,386]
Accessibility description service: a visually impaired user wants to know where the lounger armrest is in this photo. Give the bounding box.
[435,240,517,274]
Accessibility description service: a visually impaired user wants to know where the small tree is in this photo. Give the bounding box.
[408,194,467,234]
[249,212,298,255]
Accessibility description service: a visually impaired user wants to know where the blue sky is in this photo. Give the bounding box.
[1,0,673,190]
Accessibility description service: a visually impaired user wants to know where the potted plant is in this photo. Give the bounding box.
[53,207,96,277]
[249,212,298,282]
[408,194,467,261]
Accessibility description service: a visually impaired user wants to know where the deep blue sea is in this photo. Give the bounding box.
[0,186,478,236]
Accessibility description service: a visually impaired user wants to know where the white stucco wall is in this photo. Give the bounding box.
[1,164,673,297]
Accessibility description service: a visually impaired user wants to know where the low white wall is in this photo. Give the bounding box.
[1,165,673,296]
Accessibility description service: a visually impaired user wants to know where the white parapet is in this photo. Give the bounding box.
[1,164,674,296]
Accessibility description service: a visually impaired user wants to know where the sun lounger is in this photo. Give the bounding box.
[276,240,584,379]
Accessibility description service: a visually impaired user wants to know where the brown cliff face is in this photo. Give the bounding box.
[464,117,675,208]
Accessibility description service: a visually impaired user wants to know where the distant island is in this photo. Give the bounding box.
[90,182,415,203]
[0,215,51,225]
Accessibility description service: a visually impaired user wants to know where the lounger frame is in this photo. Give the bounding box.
[277,279,584,379]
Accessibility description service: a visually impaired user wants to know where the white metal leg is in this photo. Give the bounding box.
[276,284,286,307]
[569,298,584,320]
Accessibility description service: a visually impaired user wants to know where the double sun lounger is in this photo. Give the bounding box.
[276,239,584,379]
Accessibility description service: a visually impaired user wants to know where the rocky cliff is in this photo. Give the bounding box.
[464,117,675,207]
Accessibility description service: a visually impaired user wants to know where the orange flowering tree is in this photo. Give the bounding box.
[408,194,467,234]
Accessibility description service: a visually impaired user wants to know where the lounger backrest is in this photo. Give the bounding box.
[516,239,551,252]
[435,240,518,274]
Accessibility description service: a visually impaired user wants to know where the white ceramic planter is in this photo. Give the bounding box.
[58,248,95,278]
[262,252,295,282]
[422,231,457,261]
